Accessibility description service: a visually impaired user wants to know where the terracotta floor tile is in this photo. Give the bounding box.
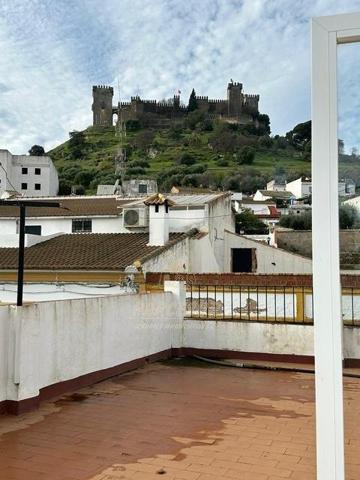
[0,359,359,480]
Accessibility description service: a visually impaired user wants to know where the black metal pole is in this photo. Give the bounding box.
[17,205,26,306]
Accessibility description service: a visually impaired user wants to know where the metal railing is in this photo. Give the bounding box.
[185,283,360,327]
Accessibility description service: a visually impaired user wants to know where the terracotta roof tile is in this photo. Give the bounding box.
[0,232,193,271]
[0,197,132,218]
[258,190,294,199]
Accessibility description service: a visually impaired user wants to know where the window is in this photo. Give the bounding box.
[22,167,28,174]
[138,184,148,194]
[21,183,27,190]
[35,183,41,191]
[231,248,256,273]
[25,225,41,235]
[35,168,41,175]
[72,219,92,233]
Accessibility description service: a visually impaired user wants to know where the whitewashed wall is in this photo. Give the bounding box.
[2,281,360,407]
[2,283,184,403]
[0,282,137,303]
[143,235,221,273]
[0,216,124,237]
[183,320,314,356]
[225,230,313,274]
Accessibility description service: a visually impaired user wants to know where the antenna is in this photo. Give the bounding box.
[114,79,127,184]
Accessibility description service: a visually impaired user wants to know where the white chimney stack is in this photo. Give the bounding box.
[144,194,175,246]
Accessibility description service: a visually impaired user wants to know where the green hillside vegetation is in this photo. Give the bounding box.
[48,114,315,195]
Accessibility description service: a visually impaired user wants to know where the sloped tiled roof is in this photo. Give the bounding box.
[0,197,133,218]
[258,190,294,199]
[0,232,193,271]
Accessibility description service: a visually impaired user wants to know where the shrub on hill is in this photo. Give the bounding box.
[183,110,205,130]
[273,135,288,149]
[59,180,72,195]
[235,146,256,165]
[131,130,156,152]
[72,185,85,195]
[69,131,86,159]
[130,159,149,169]
[258,135,273,148]
[279,206,359,231]
[188,164,206,174]
[126,166,146,176]
[279,212,312,230]
[74,170,96,188]
[176,152,197,166]
[182,174,200,187]
[183,132,202,147]
[209,128,238,153]
[217,158,229,167]
[222,168,269,194]
[169,123,183,140]
[61,165,82,181]
[256,114,271,135]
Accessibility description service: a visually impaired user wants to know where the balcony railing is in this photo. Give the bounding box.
[185,284,360,326]
[185,284,313,324]
[145,273,360,327]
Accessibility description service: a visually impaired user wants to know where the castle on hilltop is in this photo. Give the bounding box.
[92,81,260,128]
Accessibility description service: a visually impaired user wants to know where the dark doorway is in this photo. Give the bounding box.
[231,248,255,273]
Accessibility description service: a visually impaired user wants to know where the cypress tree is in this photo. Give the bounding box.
[188,88,198,112]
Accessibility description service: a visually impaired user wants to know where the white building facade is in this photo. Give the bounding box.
[285,175,355,199]
[0,150,59,197]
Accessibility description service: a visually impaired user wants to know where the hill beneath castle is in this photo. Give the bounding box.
[48,114,314,195]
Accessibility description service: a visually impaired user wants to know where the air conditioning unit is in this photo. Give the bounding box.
[123,208,149,228]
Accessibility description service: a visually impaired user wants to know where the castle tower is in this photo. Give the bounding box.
[227,81,243,117]
[92,86,114,126]
[173,95,180,110]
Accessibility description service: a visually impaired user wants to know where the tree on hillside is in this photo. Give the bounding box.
[235,146,255,165]
[176,152,197,166]
[132,130,155,152]
[222,168,268,195]
[69,131,86,159]
[235,210,268,235]
[257,113,271,135]
[286,120,311,149]
[339,204,359,229]
[279,211,312,230]
[28,145,45,156]
[187,88,198,112]
[208,125,238,153]
[279,204,359,230]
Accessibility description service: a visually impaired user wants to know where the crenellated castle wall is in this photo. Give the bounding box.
[92,81,260,127]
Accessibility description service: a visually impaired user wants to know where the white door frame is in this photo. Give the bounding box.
[312,12,360,480]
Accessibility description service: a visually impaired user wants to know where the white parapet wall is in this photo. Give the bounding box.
[182,320,314,356]
[0,284,184,406]
[2,280,360,413]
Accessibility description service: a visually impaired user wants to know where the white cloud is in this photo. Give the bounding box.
[1,0,360,153]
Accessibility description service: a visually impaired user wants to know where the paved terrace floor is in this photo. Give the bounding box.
[0,359,360,480]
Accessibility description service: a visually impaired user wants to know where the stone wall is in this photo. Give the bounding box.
[276,230,360,269]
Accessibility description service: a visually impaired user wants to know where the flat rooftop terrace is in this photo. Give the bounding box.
[0,359,359,480]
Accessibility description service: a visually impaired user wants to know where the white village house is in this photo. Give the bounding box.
[0,149,59,197]
[0,191,319,303]
[266,175,355,199]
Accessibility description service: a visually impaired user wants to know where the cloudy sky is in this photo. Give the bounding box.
[1,0,360,154]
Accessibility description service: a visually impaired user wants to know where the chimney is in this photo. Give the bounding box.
[144,194,175,246]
